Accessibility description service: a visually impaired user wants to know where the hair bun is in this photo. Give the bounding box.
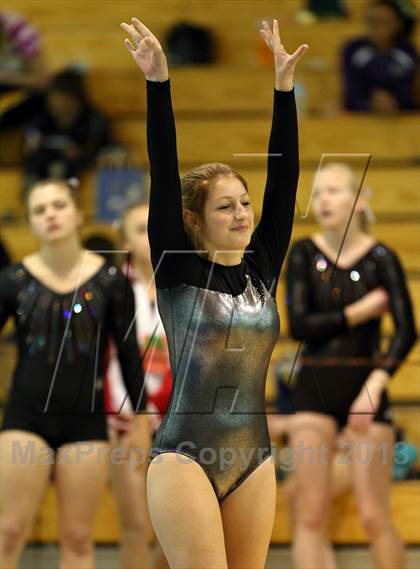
[67,177,80,189]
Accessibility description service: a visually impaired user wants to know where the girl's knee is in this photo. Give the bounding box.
[360,508,390,539]
[120,511,149,535]
[60,525,93,557]
[0,521,26,557]
[294,492,329,532]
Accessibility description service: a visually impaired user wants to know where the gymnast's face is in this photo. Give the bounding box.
[199,175,254,259]
[27,183,82,244]
[311,165,363,230]
[122,205,150,264]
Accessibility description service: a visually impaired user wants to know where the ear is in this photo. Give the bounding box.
[183,209,200,231]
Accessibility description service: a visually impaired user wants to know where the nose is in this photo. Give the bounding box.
[316,192,329,208]
[234,203,246,219]
[45,206,56,220]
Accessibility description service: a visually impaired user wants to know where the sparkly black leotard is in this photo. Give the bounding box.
[146,80,299,501]
[0,262,146,448]
[286,238,417,428]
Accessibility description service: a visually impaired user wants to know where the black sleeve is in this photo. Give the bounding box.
[146,79,193,288]
[375,248,417,376]
[106,272,146,411]
[249,89,299,290]
[286,241,349,341]
[0,239,11,271]
[0,268,15,332]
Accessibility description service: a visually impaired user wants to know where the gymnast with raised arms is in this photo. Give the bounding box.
[121,16,308,569]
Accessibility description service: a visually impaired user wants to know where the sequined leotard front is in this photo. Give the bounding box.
[146,80,299,501]
[0,263,146,448]
[286,238,417,428]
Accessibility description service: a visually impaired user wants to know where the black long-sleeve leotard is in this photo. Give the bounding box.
[286,238,417,427]
[0,262,146,448]
[146,79,299,501]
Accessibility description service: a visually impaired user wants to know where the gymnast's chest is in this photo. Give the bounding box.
[308,254,380,307]
[161,277,280,348]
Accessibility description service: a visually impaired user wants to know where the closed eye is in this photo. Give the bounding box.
[218,201,250,210]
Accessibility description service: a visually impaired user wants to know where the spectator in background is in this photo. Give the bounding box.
[0,10,51,134]
[0,10,50,93]
[104,203,171,569]
[342,0,419,113]
[23,69,113,188]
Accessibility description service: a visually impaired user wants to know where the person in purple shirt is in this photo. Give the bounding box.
[342,0,419,113]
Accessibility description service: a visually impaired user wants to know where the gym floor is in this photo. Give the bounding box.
[20,544,420,568]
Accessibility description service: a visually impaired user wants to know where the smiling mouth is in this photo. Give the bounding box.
[231,226,249,231]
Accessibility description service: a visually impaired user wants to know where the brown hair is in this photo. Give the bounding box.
[118,201,149,240]
[25,178,81,212]
[180,162,248,247]
[318,163,374,233]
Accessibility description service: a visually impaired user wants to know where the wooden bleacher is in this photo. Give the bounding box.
[3,0,418,78]
[1,0,419,548]
[111,113,420,168]
[3,1,367,69]
[84,66,343,119]
[2,164,420,221]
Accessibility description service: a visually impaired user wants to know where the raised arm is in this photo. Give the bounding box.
[121,19,187,272]
[250,20,308,284]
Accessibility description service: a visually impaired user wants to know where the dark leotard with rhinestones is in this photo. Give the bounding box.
[285,238,417,428]
[0,263,145,448]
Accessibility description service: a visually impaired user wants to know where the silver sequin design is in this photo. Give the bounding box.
[152,275,280,501]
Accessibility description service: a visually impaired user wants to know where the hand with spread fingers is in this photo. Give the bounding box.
[260,19,308,91]
[120,17,169,82]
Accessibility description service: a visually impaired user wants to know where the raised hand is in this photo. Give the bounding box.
[120,17,169,82]
[260,19,308,91]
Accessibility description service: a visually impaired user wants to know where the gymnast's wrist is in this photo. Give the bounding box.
[275,78,294,92]
[145,73,169,83]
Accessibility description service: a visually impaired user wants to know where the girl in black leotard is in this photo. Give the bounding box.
[286,162,417,569]
[121,16,307,569]
[0,179,146,569]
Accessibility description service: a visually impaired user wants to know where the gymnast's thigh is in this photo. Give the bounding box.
[220,457,276,569]
[146,452,227,569]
